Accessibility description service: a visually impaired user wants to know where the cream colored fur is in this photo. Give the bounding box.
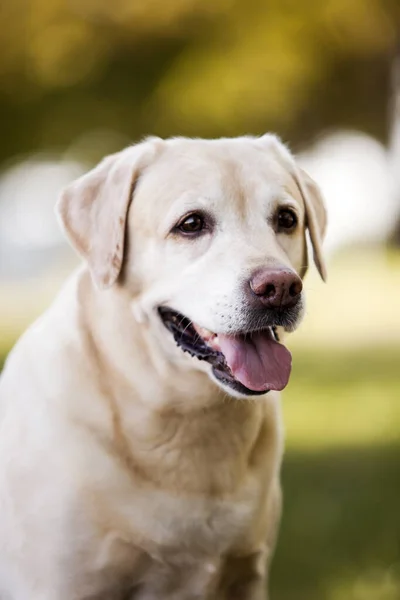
[0,135,326,600]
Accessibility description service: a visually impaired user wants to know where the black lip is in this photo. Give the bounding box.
[158,307,280,396]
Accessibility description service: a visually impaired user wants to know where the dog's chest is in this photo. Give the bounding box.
[124,472,261,558]
[114,402,269,555]
[113,476,262,599]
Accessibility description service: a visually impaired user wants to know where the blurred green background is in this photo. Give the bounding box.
[1,1,400,599]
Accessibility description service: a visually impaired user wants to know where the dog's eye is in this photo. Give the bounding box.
[277,208,298,231]
[177,213,205,235]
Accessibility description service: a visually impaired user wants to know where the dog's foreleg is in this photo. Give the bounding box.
[219,484,282,600]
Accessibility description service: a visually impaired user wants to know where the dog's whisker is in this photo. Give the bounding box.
[180,320,194,339]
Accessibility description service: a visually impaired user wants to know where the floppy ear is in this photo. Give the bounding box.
[56,139,161,290]
[259,134,327,281]
[293,168,327,281]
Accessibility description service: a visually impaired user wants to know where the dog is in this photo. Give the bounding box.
[0,134,326,600]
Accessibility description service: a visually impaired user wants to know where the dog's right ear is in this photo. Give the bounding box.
[56,138,162,290]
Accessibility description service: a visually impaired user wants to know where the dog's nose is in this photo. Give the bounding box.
[249,267,303,309]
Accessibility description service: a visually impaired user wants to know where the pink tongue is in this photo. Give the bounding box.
[217,331,292,392]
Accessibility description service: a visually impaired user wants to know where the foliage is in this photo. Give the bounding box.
[0,0,399,165]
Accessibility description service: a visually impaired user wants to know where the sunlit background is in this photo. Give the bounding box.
[1,1,400,598]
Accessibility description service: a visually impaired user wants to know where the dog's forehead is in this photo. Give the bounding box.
[134,138,303,217]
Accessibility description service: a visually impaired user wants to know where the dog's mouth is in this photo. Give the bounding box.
[158,308,292,396]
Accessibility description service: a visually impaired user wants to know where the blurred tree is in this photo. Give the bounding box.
[0,0,399,165]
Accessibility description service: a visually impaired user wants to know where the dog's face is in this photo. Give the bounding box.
[58,135,327,398]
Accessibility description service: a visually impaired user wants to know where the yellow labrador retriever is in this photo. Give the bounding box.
[0,135,326,600]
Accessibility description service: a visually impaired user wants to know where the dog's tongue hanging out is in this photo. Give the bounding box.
[217,330,292,392]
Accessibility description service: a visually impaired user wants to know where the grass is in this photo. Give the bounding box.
[272,444,400,600]
[283,346,400,450]
[269,347,400,600]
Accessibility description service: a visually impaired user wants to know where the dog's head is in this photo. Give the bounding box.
[57,135,326,398]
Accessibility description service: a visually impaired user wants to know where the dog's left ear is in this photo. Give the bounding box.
[56,138,162,290]
[294,168,327,282]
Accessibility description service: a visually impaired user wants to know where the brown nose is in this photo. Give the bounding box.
[249,267,303,309]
